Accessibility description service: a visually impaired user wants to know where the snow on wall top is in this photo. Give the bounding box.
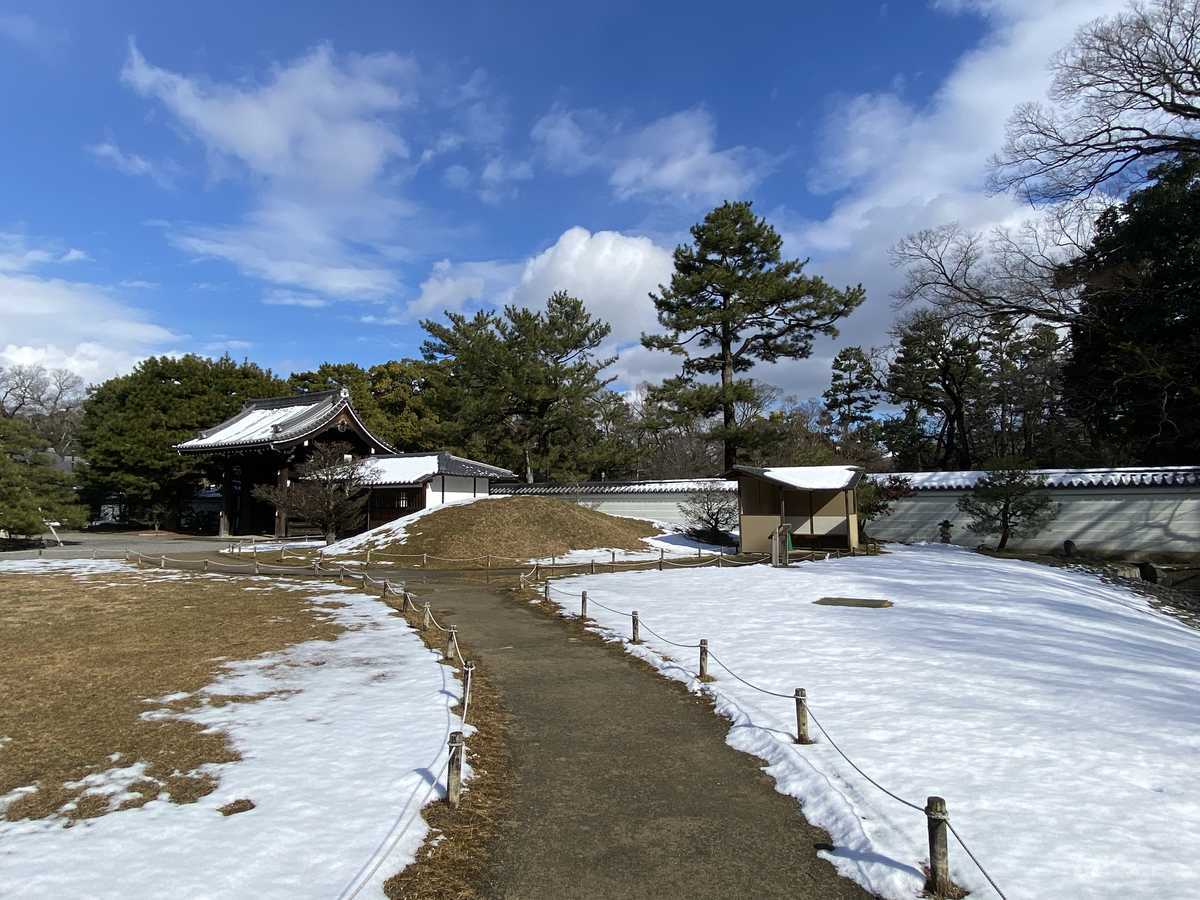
[731,465,863,491]
[175,389,390,453]
[492,478,737,496]
[874,466,1200,491]
[362,452,516,485]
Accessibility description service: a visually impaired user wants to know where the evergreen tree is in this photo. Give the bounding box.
[78,355,286,523]
[822,346,879,452]
[0,417,86,539]
[1061,154,1200,463]
[957,459,1057,550]
[366,359,444,451]
[642,201,864,469]
[422,291,616,481]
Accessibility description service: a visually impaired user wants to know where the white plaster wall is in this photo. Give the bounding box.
[578,495,694,525]
[426,475,488,508]
[867,488,1200,558]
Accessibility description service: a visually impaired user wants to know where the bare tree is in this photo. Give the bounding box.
[678,486,739,545]
[990,0,1200,203]
[252,442,370,542]
[890,207,1097,326]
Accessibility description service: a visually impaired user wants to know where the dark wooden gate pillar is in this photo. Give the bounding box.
[219,460,234,537]
[274,461,289,538]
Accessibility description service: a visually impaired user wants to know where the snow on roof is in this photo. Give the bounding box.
[872,466,1200,491]
[493,478,737,496]
[176,389,391,453]
[362,452,515,485]
[730,465,863,491]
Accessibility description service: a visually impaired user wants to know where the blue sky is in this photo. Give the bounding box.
[0,0,1125,396]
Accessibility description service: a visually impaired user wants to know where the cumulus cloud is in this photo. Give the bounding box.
[509,227,674,343]
[120,40,418,301]
[533,106,774,204]
[405,259,521,321]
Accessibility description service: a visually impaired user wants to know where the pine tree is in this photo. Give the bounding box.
[822,346,878,442]
[0,417,86,540]
[957,459,1057,550]
[642,201,865,469]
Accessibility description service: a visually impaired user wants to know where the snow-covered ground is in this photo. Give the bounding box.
[529,528,729,564]
[544,543,1200,900]
[0,559,463,899]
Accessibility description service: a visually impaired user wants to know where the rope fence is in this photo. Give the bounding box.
[536,575,1007,900]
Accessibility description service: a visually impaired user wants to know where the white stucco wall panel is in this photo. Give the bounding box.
[868,488,1200,558]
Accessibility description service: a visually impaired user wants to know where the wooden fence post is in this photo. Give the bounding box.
[590,559,595,575]
[699,639,709,680]
[659,548,664,571]
[203,559,209,573]
[366,548,372,564]
[552,554,557,567]
[486,554,491,570]
[159,555,165,569]
[254,560,260,575]
[925,796,950,897]
[447,731,464,808]
[422,602,432,631]
[794,688,812,744]
[543,582,550,603]
[581,590,588,619]
[422,552,428,567]
[631,610,641,644]
[446,626,458,663]
[610,549,616,564]
[463,661,475,709]
[534,562,540,580]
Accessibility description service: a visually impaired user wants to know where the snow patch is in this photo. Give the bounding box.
[545,543,1200,900]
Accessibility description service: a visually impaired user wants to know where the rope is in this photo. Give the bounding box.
[636,619,702,650]
[705,651,797,700]
[947,821,1009,900]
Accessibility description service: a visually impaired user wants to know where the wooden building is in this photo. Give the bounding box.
[727,465,864,554]
[361,453,516,529]
[175,388,392,537]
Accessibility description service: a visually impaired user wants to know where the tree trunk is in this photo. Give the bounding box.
[721,346,736,470]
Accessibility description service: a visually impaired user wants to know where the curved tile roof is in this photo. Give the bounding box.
[871,467,1200,491]
[175,389,392,453]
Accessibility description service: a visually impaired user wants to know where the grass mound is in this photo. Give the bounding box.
[369,496,660,561]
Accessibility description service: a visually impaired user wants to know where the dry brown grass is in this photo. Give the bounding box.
[0,570,342,823]
[380,601,512,899]
[362,496,661,566]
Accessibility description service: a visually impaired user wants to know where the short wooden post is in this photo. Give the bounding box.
[697,546,702,558]
[159,555,165,569]
[794,688,812,744]
[658,548,664,571]
[581,590,588,619]
[699,639,709,679]
[38,547,44,557]
[534,562,540,580]
[136,555,143,569]
[446,626,458,663]
[552,554,556,567]
[91,548,97,559]
[203,559,209,573]
[422,552,428,567]
[590,559,595,575]
[717,554,723,568]
[543,582,550,603]
[254,560,260,575]
[422,602,432,631]
[366,548,372,564]
[339,567,346,584]
[486,554,491,570]
[447,731,464,808]
[313,559,320,574]
[463,661,475,708]
[610,549,616,564]
[925,796,950,897]
[631,610,641,644]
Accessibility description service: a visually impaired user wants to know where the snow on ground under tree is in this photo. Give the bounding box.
[545,543,1200,900]
[0,559,462,899]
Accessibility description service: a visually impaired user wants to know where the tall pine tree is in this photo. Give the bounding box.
[642,201,864,469]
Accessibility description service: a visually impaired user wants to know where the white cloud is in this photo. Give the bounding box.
[119,279,159,289]
[509,227,674,343]
[0,233,89,272]
[442,164,471,190]
[88,139,176,188]
[772,0,1129,401]
[262,289,329,308]
[533,106,774,204]
[119,41,419,301]
[478,156,533,204]
[407,259,521,321]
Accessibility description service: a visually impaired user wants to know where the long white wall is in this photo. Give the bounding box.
[574,494,693,526]
[425,475,488,508]
[868,488,1200,559]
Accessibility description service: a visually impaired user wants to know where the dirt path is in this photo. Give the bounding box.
[411,576,872,900]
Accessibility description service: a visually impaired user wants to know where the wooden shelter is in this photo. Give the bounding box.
[175,388,392,537]
[727,465,864,554]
